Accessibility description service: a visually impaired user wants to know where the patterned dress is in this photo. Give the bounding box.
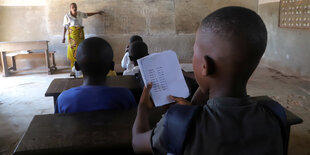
[63,11,88,68]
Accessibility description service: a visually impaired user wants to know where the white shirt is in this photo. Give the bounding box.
[123,66,140,76]
[121,52,134,69]
[72,66,83,78]
[63,11,88,28]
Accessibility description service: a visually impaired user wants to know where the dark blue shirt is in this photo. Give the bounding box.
[56,85,137,113]
[152,97,283,155]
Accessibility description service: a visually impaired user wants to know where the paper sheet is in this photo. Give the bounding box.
[138,50,189,107]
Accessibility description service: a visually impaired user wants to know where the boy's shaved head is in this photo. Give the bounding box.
[200,6,267,59]
[193,6,267,96]
[76,37,113,77]
[129,35,143,44]
[129,41,148,65]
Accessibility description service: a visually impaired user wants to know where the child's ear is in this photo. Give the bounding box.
[203,55,216,76]
[74,61,81,71]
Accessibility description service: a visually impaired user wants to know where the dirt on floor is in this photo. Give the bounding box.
[0,66,309,155]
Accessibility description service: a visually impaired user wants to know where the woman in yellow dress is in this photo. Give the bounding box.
[62,3,104,69]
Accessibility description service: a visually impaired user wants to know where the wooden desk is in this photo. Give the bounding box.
[13,108,165,155]
[45,76,142,109]
[13,109,138,155]
[0,41,56,77]
[13,103,302,155]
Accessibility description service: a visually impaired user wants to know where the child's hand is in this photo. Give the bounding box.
[169,96,191,105]
[139,83,154,110]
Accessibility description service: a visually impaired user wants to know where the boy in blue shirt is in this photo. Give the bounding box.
[132,7,284,155]
[56,37,136,113]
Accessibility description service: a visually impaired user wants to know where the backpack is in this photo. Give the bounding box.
[164,98,288,155]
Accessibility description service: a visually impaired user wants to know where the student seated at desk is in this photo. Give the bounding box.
[56,37,136,113]
[132,7,285,155]
[123,41,149,76]
[121,35,143,70]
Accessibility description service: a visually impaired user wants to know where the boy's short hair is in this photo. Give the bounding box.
[76,37,113,77]
[70,2,77,7]
[129,35,143,44]
[201,6,267,59]
[129,41,148,62]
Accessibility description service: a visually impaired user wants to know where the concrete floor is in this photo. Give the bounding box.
[0,66,309,155]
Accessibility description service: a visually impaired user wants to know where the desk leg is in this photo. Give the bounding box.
[53,96,57,109]
[1,51,10,77]
[51,53,57,70]
[11,56,16,71]
[45,49,52,75]
[53,95,60,113]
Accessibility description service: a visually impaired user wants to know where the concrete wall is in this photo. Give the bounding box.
[258,0,310,77]
[0,0,257,70]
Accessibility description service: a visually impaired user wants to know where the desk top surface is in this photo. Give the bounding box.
[14,108,165,155]
[45,76,140,97]
[14,101,302,154]
[0,41,49,51]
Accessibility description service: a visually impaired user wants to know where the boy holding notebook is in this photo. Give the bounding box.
[132,6,284,155]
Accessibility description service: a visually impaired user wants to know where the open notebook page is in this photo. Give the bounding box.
[138,50,189,107]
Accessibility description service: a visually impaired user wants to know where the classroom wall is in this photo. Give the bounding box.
[0,0,258,70]
[258,0,310,77]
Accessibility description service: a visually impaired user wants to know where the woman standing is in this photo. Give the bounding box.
[62,2,104,68]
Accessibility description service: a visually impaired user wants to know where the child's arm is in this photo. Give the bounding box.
[132,83,153,154]
[86,11,104,16]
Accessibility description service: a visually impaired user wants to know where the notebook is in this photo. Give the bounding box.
[137,50,189,107]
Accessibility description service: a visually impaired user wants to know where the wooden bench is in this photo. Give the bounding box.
[0,41,57,77]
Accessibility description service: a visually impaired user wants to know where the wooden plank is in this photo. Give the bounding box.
[11,56,16,71]
[1,52,10,77]
[14,110,137,154]
[13,108,166,155]
[0,41,48,51]
[45,49,52,74]
[45,79,71,97]
[45,76,141,97]
[45,76,143,110]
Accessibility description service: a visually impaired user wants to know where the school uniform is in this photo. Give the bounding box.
[121,52,134,70]
[123,66,140,76]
